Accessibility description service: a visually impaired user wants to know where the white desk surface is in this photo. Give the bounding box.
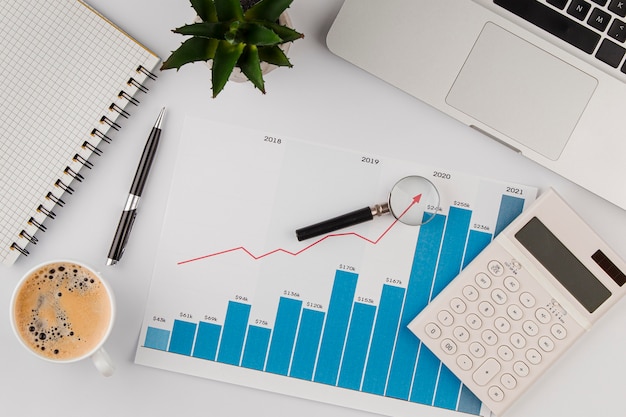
[3,1,626,416]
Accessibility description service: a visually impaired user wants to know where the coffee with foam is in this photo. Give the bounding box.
[12,262,112,361]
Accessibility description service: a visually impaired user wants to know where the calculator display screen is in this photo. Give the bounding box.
[515,217,611,313]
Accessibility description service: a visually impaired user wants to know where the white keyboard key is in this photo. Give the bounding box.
[475,272,492,289]
[487,260,505,276]
[450,297,467,314]
[510,332,527,349]
[424,322,442,339]
[503,276,520,292]
[491,288,508,305]
[497,345,514,361]
[488,386,505,402]
[482,329,498,346]
[462,285,479,301]
[520,292,536,308]
[494,317,511,333]
[501,373,518,390]
[466,313,483,330]
[441,338,457,354]
[479,301,495,317]
[437,310,454,326]
[513,361,530,377]
[522,320,539,337]
[507,304,524,321]
[473,358,501,386]
[535,308,551,324]
[457,354,474,371]
[453,326,470,342]
[551,323,567,340]
[538,336,555,352]
[470,341,486,358]
[525,348,542,365]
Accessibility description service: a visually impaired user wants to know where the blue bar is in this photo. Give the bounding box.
[192,321,222,361]
[463,229,492,268]
[338,302,376,390]
[433,365,463,410]
[290,308,324,380]
[494,194,525,236]
[409,345,441,405]
[217,301,251,365]
[386,213,445,399]
[242,325,271,370]
[168,320,197,356]
[314,270,358,385]
[458,385,482,414]
[361,284,405,395]
[431,206,472,298]
[144,327,170,351]
[266,297,302,375]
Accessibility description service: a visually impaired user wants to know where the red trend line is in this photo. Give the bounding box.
[177,194,422,265]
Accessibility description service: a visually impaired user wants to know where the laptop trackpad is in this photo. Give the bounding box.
[446,22,597,160]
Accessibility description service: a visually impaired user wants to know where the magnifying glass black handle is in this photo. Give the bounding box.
[295,204,389,241]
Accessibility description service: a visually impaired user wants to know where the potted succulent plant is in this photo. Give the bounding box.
[161,0,304,97]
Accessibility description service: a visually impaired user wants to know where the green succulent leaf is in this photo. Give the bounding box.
[258,45,292,67]
[214,0,244,21]
[212,40,245,97]
[189,0,217,23]
[245,0,293,22]
[161,37,219,70]
[240,23,282,45]
[238,45,265,93]
[263,22,304,43]
[173,22,229,39]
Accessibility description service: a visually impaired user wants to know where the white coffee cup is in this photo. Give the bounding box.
[10,260,116,376]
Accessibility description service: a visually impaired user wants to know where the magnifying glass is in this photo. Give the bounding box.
[295,175,440,241]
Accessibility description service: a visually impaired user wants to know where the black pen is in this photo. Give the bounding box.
[107,107,165,265]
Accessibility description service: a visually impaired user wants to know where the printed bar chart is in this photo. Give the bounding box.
[135,119,538,417]
[142,193,525,415]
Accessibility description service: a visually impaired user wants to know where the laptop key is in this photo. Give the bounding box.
[494,0,601,53]
[595,38,626,66]
[588,8,612,31]
[568,0,592,20]
[608,0,626,17]
[608,19,626,42]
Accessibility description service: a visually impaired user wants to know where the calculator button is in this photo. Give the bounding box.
[503,276,520,292]
[441,339,457,354]
[522,320,539,337]
[526,348,542,365]
[497,345,514,362]
[453,326,470,342]
[470,341,486,358]
[510,332,527,349]
[491,289,508,305]
[437,310,454,326]
[520,292,536,308]
[535,308,552,324]
[488,260,505,276]
[494,317,511,333]
[479,301,495,317]
[457,354,474,371]
[424,322,442,339]
[501,373,518,390]
[475,273,492,289]
[551,323,567,340]
[462,285,479,301]
[473,358,501,386]
[538,336,555,352]
[482,329,498,346]
[466,313,483,330]
[488,386,505,402]
[507,304,524,321]
[513,361,530,377]
[450,297,467,314]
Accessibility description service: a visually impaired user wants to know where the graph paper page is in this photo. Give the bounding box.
[0,0,159,265]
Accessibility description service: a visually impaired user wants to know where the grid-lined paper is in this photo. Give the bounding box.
[0,0,159,265]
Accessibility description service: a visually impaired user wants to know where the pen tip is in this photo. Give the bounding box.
[154,107,166,129]
[106,258,117,266]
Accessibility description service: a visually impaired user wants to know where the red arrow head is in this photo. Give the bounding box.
[413,194,422,204]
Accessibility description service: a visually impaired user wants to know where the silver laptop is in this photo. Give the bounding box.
[327,0,626,210]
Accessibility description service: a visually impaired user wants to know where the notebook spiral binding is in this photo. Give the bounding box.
[9,66,158,258]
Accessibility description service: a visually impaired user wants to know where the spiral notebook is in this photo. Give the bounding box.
[0,0,160,266]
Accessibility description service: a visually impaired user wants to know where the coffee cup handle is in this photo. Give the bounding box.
[91,347,115,377]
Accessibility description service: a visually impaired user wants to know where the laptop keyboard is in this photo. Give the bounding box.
[494,0,626,75]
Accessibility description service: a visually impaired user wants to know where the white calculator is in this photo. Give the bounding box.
[408,189,626,416]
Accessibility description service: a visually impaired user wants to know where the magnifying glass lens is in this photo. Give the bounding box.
[388,176,440,226]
